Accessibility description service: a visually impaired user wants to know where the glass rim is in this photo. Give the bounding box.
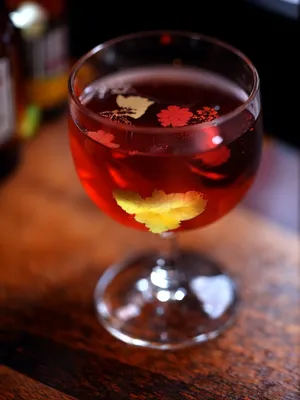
[68,30,260,135]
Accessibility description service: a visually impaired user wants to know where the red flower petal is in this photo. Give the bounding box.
[87,130,119,149]
[196,106,219,123]
[157,106,193,127]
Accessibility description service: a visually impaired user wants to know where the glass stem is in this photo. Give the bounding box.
[150,232,182,290]
[160,232,179,265]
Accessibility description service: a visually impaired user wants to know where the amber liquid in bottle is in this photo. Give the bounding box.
[8,0,69,121]
[0,0,21,182]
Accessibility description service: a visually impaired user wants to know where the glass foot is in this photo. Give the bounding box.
[94,251,238,349]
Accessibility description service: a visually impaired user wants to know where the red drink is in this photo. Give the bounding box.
[69,67,262,234]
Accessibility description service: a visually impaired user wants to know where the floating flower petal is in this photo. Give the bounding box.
[116,95,154,119]
[87,130,119,149]
[157,106,193,127]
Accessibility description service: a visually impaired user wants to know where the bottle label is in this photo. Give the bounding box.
[24,24,69,109]
[0,58,15,145]
[25,25,68,79]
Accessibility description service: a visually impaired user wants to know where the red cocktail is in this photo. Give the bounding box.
[69,31,262,349]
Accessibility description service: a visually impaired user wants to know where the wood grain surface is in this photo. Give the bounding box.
[0,117,299,400]
[0,366,77,400]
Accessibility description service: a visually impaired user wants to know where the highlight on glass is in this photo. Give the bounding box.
[68,31,262,349]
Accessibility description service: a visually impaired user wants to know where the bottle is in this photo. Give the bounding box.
[0,0,21,182]
[8,0,69,120]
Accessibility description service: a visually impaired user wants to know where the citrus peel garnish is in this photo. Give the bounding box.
[113,189,207,233]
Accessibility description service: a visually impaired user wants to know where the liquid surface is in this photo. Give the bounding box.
[81,67,248,129]
[70,67,262,234]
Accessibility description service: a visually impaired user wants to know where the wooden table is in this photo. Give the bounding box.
[0,117,299,400]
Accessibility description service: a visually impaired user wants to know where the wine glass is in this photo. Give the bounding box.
[68,31,262,349]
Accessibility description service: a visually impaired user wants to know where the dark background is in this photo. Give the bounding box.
[67,0,300,149]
